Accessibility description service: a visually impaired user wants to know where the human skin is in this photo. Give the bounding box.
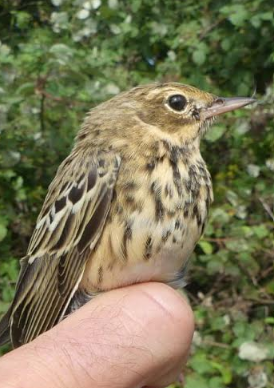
[0,283,194,388]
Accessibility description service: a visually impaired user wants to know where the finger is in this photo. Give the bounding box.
[0,282,194,388]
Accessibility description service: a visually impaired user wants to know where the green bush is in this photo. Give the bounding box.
[0,0,273,386]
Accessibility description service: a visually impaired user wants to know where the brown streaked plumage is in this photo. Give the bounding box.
[0,83,255,348]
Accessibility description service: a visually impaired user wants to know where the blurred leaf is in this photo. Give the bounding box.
[192,50,206,66]
[252,225,269,239]
[185,375,209,388]
[189,353,215,374]
[0,224,7,242]
[198,241,213,255]
[210,361,232,384]
[205,125,226,142]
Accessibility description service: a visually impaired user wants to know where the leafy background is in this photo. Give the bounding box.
[0,0,273,387]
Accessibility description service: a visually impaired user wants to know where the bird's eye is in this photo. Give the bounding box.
[167,94,187,111]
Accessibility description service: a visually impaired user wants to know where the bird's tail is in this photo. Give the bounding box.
[0,310,11,346]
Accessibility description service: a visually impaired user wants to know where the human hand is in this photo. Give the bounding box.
[0,282,194,388]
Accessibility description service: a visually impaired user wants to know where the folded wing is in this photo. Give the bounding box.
[6,148,120,347]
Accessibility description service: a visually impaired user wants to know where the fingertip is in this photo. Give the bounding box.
[125,283,194,387]
[132,282,195,346]
[139,282,194,327]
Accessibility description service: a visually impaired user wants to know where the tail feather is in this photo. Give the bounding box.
[0,310,11,346]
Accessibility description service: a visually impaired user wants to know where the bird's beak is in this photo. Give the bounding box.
[202,97,256,119]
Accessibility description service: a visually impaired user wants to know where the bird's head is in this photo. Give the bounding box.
[79,83,255,148]
[122,83,255,144]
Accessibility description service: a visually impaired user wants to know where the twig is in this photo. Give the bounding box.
[204,274,227,298]
[40,92,45,132]
[35,76,87,107]
[259,197,274,222]
[259,266,274,280]
[186,292,200,304]
[199,17,225,40]
[246,297,274,305]
[36,88,87,106]
[202,339,230,349]
[203,237,235,242]
[231,256,258,287]
[203,236,235,248]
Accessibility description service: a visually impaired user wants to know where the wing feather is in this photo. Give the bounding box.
[8,148,120,347]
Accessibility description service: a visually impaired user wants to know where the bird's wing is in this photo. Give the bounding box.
[8,148,120,347]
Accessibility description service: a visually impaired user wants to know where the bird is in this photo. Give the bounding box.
[0,83,255,348]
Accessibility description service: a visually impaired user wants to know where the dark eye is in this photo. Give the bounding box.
[167,94,187,111]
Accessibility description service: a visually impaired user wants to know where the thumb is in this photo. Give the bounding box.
[0,282,194,388]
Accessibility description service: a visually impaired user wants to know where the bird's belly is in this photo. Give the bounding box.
[106,222,199,289]
[81,214,202,292]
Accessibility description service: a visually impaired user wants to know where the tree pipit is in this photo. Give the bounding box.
[0,83,254,348]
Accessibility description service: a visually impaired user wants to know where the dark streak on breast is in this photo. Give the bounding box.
[151,181,165,221]
[125,195,135,204]
[162,230,171,242]
[124,181,137,190]
[170,146,179,164]
[164,184,170,198]
[166,210,176,218]
[192,204,198,219]
[171,164,183,196]
[146,160,156,171]
[98,266,103,284]
[198,165,206,176]
[205,184,212,211]
[122,221,132,261]
[155,197,165,221]
[185,179,191,193]
[192,204,202,226]
[115,204,123,214]
[166,146,183,197]
[144,236,152,260]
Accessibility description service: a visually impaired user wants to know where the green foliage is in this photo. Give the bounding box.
[0,0,273,386]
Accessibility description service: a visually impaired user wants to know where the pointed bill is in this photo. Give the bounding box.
[202,97,256,119]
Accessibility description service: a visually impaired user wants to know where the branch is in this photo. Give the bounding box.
[35,76,87,107]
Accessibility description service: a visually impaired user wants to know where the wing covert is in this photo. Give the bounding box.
[9,148,120,347]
